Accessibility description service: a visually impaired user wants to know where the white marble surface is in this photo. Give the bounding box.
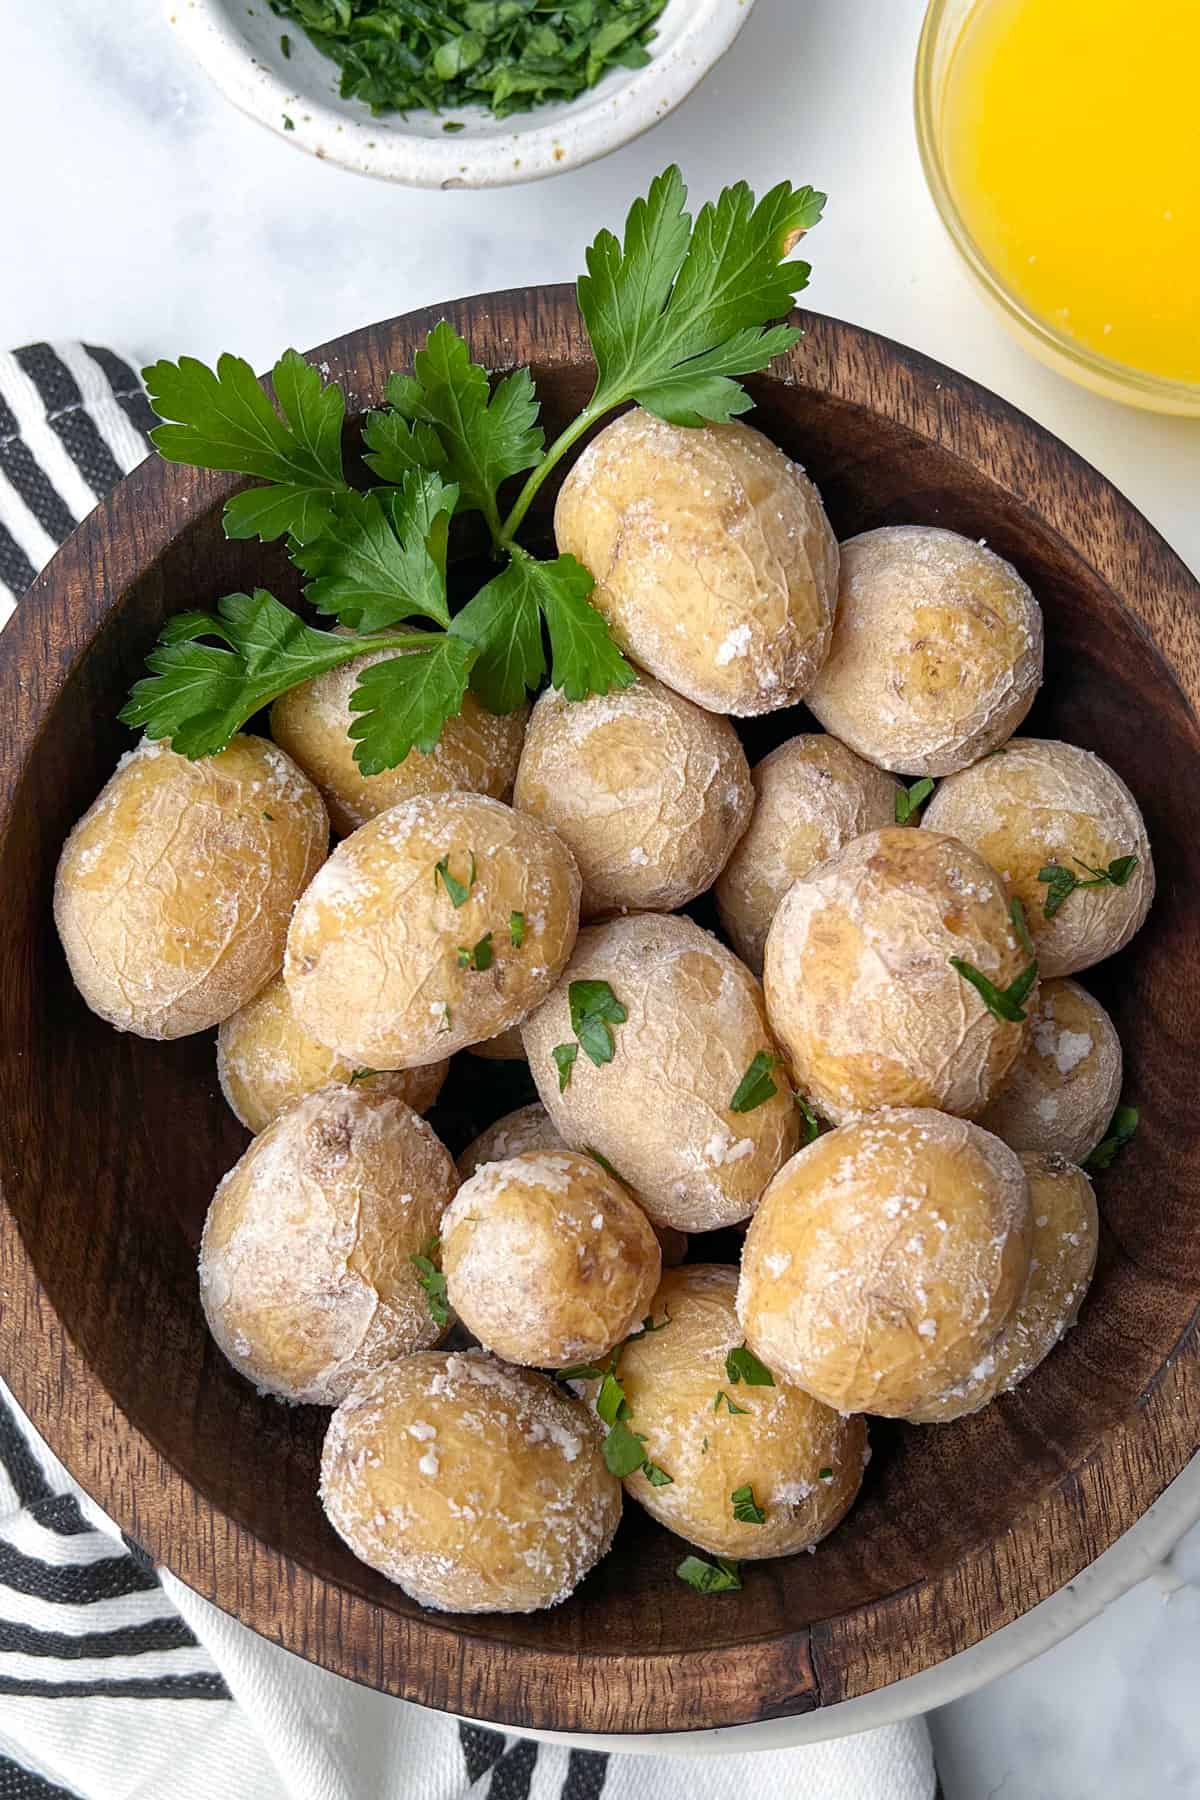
[2,0,1198,1793]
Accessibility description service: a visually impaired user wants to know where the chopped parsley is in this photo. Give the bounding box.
[1085,1103,1139,1171]
[677,1555,742,1594]
[410,1238,448,1326]
[894,776,935,824]
[950,954,1038,1023]
[552,1042,578,1091]
[642,1460,673,1487]
[279,32,291,56]
[569,979,627,1067]
[557,1315,670,1485]
[714,1389,750,1415]
[795,1094,821,1145]
[435,850,476,908]
[1010,895,1036,959]
[509,910,525,948]
[348,1067,376,1083]
[725,1345,775,1388]
[731,1484,766,1524]
[729,1050,779,1113]
[1038,855,1139,920]
[818,1466,834,1482]
[282,113,295,130]
[457,931,493,971]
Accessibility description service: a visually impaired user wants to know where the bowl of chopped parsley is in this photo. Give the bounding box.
[172,0,758,187]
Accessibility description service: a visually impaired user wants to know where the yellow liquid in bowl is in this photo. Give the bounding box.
[940,0,1200,387]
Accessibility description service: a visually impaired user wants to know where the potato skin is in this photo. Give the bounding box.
[607,1266,867,1559]
[217,972,448,1134]
[522,913,799,1232]
[285,792,581,1069]
[764,827,1030,1123]
[320,1350,620,1613]
[806,526,1043,774]
[737,1109,1032,1418]
[271,648,527,837]
[922,738,1154,977]
[442,1150,661,1366]
[716,734,901,974]
[54,734,328,1040]
[199,1085,458,1405]
[975,978,1122,1164]
[554,410,839,716]
[513,673,752,918]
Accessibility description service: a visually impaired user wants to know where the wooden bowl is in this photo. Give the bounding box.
[1,292,1197,1736]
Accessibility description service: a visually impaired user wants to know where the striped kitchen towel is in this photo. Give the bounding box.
[0,343,938,1800]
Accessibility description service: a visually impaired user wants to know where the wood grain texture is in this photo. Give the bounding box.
[0,292,1197,1734]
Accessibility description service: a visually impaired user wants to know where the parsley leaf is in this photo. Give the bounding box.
[818,1466,834,1481]
[602,1417,647,1478]
[348,1068,376,1083]
[569,979,628,1068]
[347,633,477,775]
[731,1484,766,1524]
[729,1051,779,1113]
[142,350,347,543]
[1010,896,1036,959]
[457,932,493,971]
[725,1345,775,1388]
[596,1370,629,1426]
[552,1043,579,1091]
[714,1389,749,1415]
[950,955,1038,1023]
[509,911,525,948]
[1085,1104,1139,1171]
[642,1460,673,1487]
[410,1239,449,1327]
[292,475,457,632]
[895,776,935,824]
[434,851,477,908]
[795,1094,821,1145]
[677,1555,742,1594]
[1038,855,1140,919]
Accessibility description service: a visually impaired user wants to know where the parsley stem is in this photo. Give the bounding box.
[499,402,610,547]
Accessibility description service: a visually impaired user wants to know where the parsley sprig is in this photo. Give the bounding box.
[1037,855,1139,920]
[557,1313,671,1483]
[677,1554,741,1594]
[894,776,934,824]
[1085,1103,1139,1171]
[410,1236,449,1327]
[950,899,1038,1024]
[126,167,822,773]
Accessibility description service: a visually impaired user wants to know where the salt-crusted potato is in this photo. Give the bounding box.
[217,972,448,1134]
[457,1106,689,1267]
[522,913,799,1232]
[716,734,901,973]
[737,1109,1032,1418]
[54,734,327,1040]
[199,1085,457,1405]
[467,1024,527,1062]
[442,1150,661,1366]
[513,674,752,918]
[554,410,839,716]
[286,792,581,1069]
[320,1350,620,1613]
[907,1151,1098,1423]
[976,979,1122,1164]
[922,739,1154,977]
[806,526,1043,774]
[271,648,527,838]
[764,827,1030,1123]
[606,1266,867,1560]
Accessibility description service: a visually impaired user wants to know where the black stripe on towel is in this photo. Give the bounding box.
[459,1721,506,1784]
[0,1395,54,1509]
[83,346,157,441]
[13,346,124,500]
[0,520,37,597]
[563,1749,609,1800]
[0,1753,82,1798]
[0,1671,230,1702]
[0,1536,159,1605]
[0,391,77,546]
[24,1495,93,1540]
[487,1739,537,1800]
[0,1612,196,1660]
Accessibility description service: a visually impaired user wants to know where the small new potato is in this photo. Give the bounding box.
[922,738,1154,976]
[609,1266,867,1560]
[976,978,1122,1164]
[442,1150,661,1366]
[54,734,328,1039]
[805,526,1043,774]
[320,1350,620,1613]
[764,827,1030,1123]
[513,673,752,918]
[271,647,527,837]
[217,972,448,1133]
[907,1151,1098,1423]
[716,734,902,973]
[199,1084,458,1405]
[286,792,581,1069]
[554,410,839,716]
[737,1109,1032,1417]
[523,913,799,1233]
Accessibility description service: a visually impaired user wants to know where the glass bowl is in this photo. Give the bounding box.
[915,0,1200,416]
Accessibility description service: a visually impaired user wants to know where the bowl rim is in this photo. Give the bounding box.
[914,0,1200,411]
[172,0,758,189]
[1,290,1198,1734]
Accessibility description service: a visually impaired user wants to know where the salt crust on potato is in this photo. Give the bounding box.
[975,978,1122,1164]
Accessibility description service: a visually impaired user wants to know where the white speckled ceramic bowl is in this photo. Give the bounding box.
[171,0,758,188]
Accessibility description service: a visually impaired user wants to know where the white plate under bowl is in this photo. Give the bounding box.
[170,0,758,188]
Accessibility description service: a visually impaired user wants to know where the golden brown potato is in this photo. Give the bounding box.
[271,648,527,837]
[922,738,1154,976]
[763,827,1030,1123]
[737,1109,1032,1418]
[976,979,1122,1164]
[54,734,328,1040]
[217,972,448,1133]
[513,673,752,918]
[806,526,1043,774]
[715,734,901,973]
[554,410,839,716]
[907,1151,1098,1422]
[320,1351,620,1612]
[442,1150,661,1366]
[198,1085,457,1405]
[285,792,581,1069]
[522,913,799,1232]
[602,1266,867,1559]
